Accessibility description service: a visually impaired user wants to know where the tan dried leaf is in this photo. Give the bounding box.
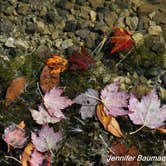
[5,76,27,106]
[96,103,123,137]
[40,65,59,93]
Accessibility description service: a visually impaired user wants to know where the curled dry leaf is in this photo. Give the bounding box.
[40,65,59,93]
[110,27,133,54]
[5,76,27,106]
[2,121,27,148]
[21,143,34,166]
[46,54,68,75]
[21,143,51,166]
[107,141,139,166]
[96,103,123,137]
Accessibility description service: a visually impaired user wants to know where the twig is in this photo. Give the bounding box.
[37,82,44,98]
[129,124,145,135]
[5,156,21,164]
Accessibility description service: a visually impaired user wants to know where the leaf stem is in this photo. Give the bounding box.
[37,82,44,98]
[5,156,21,164]
[129,124,145,135]
[85,94,103,102]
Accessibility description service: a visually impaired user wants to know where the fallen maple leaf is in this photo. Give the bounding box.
[100,82,129,117]
[2,122,27,148]
[40,65,59,93]
[46,54,67,75]
[96,103,123,137]
[68,47,94,71]
[44,87,74,116]
[30,105,65,125]
[31,125,62,152]
[107,141,139,166]
[5,76,27,106]
[75,89,99,119]
[128,89,166,133]
[110,27,133,54]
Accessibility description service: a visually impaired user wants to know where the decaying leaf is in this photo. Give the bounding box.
[75,89,99,119]
[46,54,67,75]
[68,47,94,71]
[100,82,129,117]
[21,143,34,166]
[96,103,123,137]
[40,65,59,93]
[44,87,74,116]
[30,105,65,125]
[107,141,139,166]
[2,122,27,148]
[110,27,133,54]
[128,89,166,129]
[31,125,62,152]
[5,76,27,106]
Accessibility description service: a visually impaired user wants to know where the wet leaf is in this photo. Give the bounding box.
[2,122,27,148]
[107,141,139,166]
[128,89,166,129]
[68,47,94,71]
[96,103,123,137]
[40,65,59,93]
[5,76,27,106]
[110,27,133,54]
[31,125,62,152]
[30,105,65,125]
[46,54,67,75]
[75,89,99,119]
[100,82,129,117]
[44,87,74,116]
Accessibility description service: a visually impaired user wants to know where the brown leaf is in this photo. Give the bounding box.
[108,141,139,166]
[21,143,34,166]
[156,126,166,134]
[96,103,123,137]
[5,77,27,106]
[40,66,59,93]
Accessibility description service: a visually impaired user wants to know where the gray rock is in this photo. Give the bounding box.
[5,37,15,48]
[36,45,51,60]
[17,3,30,15]
[148,26,162,35]
[61,39,73,49]
[125,16,139,30]
[104,12,118,28]
[76,29,90,39]
[54,39,63,48]
[138,4,156,16]
[85,32,97,48]
[115,16,125,28]
[89,0,105,8]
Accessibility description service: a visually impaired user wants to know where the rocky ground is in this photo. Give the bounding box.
[0,0,166,165]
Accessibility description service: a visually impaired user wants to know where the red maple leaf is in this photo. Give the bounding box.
[68,47,94,71]
[110,27,133,54]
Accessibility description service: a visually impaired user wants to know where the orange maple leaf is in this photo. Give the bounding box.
[111,27,133,54]
[46,54,68,75]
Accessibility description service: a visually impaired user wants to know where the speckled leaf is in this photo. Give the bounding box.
[44,87,74,116]
[101,82,129,117]
[40,65,59,93]
[31,125,62,152]
[75,89,99,119]
[5,76,27,106]
[128,89,166,129]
